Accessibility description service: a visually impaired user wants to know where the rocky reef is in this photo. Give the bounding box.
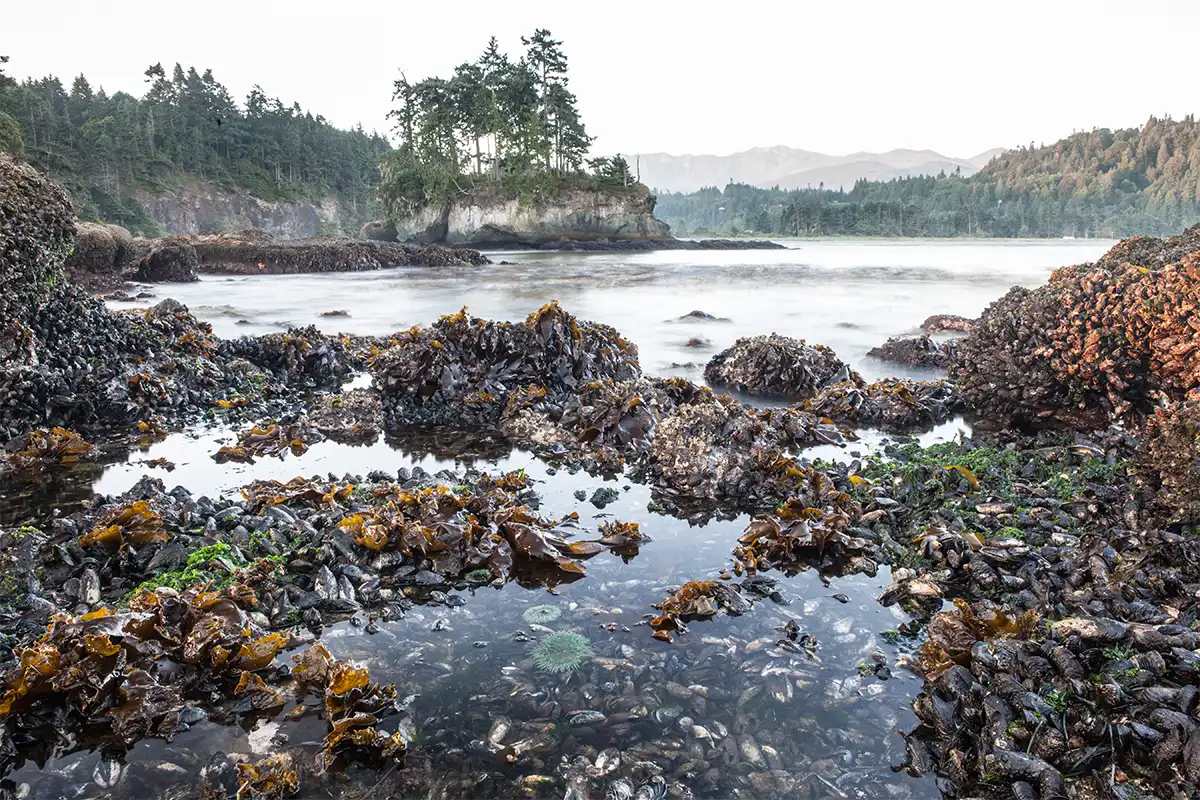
[189,230,489,274]
[5,162,1200,800]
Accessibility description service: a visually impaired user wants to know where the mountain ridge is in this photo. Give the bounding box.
[626,145,1003,192]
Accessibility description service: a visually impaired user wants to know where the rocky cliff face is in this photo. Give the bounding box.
[392,185,671,246]
[135,182,371,238]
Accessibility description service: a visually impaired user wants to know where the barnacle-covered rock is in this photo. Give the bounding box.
[372,303,640,428]
[704,334,860,400]
[867,334,956,369]
[954,225,1200,428]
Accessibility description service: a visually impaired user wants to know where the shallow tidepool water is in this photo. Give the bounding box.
[6,239,1114,798]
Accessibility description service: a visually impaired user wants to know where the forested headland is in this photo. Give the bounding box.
[378,30,637,221]
[655,117,1200,239]
[0,54,390,234]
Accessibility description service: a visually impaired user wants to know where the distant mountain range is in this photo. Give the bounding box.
[627,146,1005,193]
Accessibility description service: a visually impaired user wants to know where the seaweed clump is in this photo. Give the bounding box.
[703,334,861,400]
[650,580,749,641]
[372,303,641,429]
[0,427,93,479]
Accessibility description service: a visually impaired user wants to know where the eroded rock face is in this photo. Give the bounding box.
[703,334,860,400]
[0,153,76,355]
[134,237,199,282]
[953,227,1200,428]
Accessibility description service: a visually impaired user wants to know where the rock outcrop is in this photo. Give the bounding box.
[188,231,488,274]
[867,334,957,369]
[391,184,671,247]
[134,237,200,282]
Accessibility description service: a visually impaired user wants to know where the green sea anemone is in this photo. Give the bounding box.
[530,631,593,674]
[463,569,494,584]
[522,604,562,625]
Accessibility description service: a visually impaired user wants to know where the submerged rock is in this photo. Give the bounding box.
[704,334,861,400]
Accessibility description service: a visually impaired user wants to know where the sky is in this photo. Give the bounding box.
[5,0,1198,158]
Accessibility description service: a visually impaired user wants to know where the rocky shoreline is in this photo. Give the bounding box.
[482,237,786,252]
[3,151,1200,800]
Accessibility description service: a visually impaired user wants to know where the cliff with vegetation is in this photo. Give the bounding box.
[392,182,669,246]
[655,116,1200,238]
[0,56,387,236]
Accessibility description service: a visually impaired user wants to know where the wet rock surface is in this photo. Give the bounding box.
[704,334,862,400]
[134,237,200,282]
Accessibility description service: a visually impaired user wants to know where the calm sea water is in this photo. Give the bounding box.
[111,238,1114,382]
[11,239,1113,799]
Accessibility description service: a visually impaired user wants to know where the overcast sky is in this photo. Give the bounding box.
[5,0,1197,158]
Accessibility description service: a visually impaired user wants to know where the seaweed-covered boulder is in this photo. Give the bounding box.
[954,226,1200,428]
[62,222,134,272]
[372,303,641,427]
[0,153,75,356]
[1139,392,1200,526]
[703,334,861,400]
[135,237,199,282]
[868,334,956,369]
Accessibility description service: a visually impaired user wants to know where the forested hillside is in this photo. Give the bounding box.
[656,117,1200,238]
[0,55,390,234]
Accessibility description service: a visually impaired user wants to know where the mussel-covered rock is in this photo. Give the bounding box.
[804,378,959,432]
[954,224,1200,428]
[0,153,75,361]
[921,314,974,333]
[1138,391,1200,526]
[703,334,861,400]
[867,334,956,369]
